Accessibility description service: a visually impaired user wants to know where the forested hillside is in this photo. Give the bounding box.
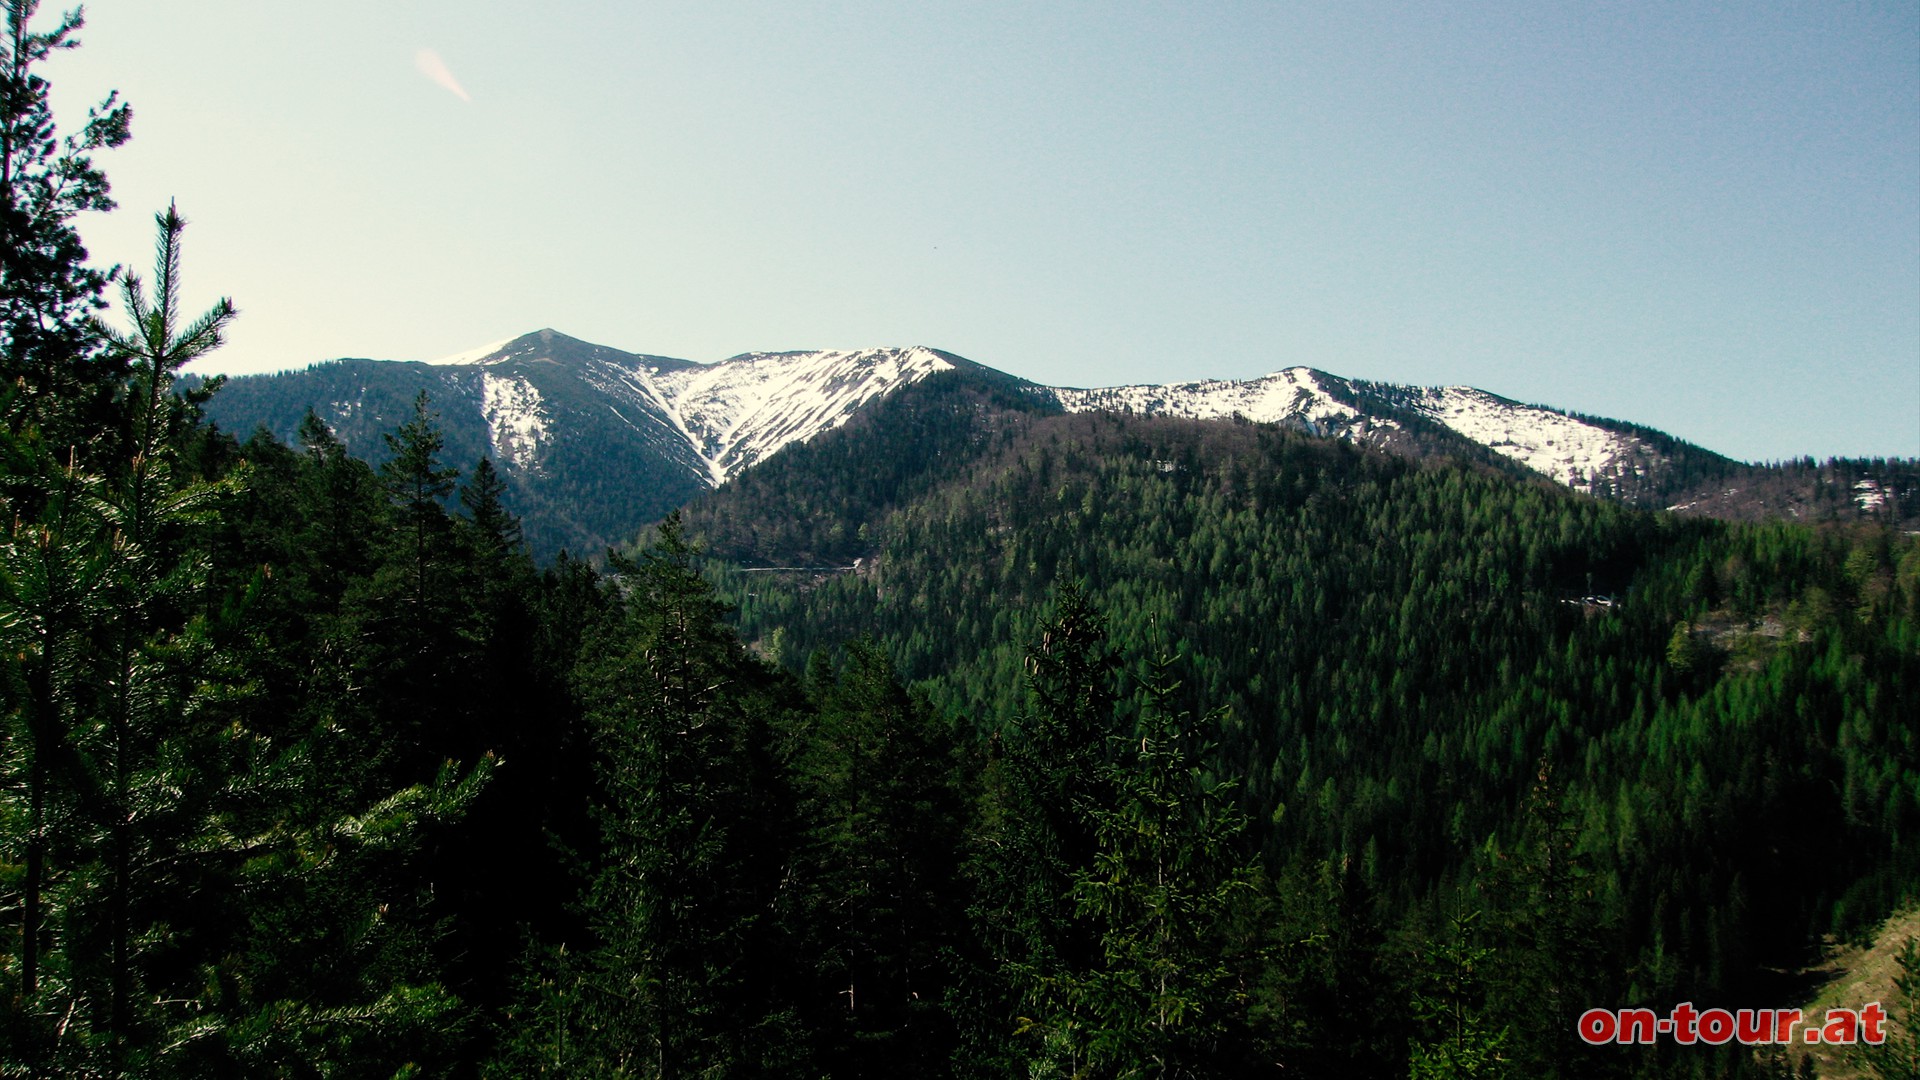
[695,408,1920,1077]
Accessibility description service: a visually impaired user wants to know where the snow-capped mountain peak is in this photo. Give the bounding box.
[421,334,954,487]
[203,329,1913,559]
[417,331,1656,494]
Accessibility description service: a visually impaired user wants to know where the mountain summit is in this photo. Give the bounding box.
[206,332,975,555]
[393,329,962,486]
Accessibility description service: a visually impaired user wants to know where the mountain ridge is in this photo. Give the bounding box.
[199,329,1918,558]
[217,329,1698,492]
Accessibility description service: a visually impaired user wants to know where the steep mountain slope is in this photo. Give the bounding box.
[679,362,1060,565]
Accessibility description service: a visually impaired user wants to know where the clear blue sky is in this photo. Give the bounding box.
[44,1,1920,462]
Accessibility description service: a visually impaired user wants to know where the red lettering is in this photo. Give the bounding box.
[1578,1009,1616,1045]
[1670,1002,1699,1045]
[1571,1003,1842,1046]
[1862,1002,1888,1045]
[1618,1008,1658,1044]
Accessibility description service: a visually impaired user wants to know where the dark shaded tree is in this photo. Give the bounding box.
[495,514,805,1077]
[790,640,970,1075]
[0,0,130,451]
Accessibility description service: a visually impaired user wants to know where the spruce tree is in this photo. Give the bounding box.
[1405,912,1514,1080]
[961,580,1119,1076]
[0,11,130,1032]
[1479,760,1611,1077]
[502,513,803,1076]
[459,456,521,559]
[341,391,480,784]
[1061,656,1253,1078]
[792,639,968,1074]
[294,409,382,606]
[380,390,459,613]
[0,407,115,1032]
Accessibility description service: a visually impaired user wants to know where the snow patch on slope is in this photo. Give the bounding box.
[1402,387,1644,491]
[648,347,955,484]
[1054,368,1364,432]
[480,372,550,472]
[1055,366,1648,491]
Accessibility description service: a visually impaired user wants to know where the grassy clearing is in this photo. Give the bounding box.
[1780,905,1920,1079]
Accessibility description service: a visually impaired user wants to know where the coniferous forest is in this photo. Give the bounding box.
[4,5,1919,1077]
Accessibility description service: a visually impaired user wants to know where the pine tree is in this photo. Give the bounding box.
[3,205,491,1075]
[0,202,233,1070]
[0,0,130,450]
[86,200,234,1065]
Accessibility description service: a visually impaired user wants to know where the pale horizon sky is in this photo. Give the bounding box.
[41,1,1920,463]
